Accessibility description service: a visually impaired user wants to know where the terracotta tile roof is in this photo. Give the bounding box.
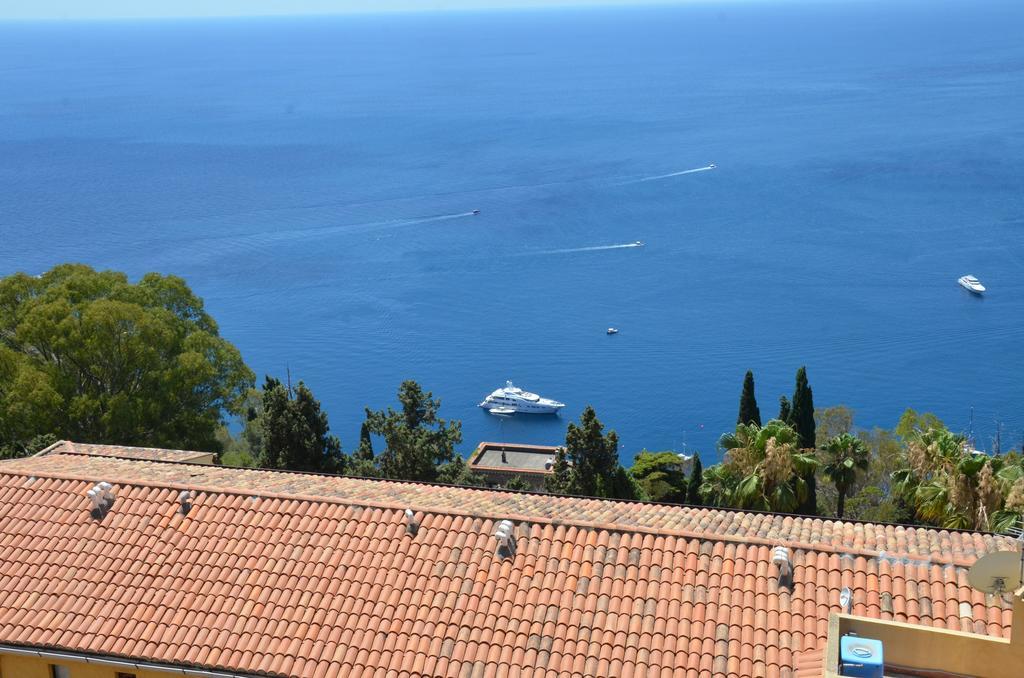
[38,440,214,463]
[0,449,1015,677]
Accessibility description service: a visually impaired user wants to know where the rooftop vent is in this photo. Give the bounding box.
[772,545,792,585]
[178,490,194,515]
[87,482,115,519]
[404,508,419,535]
[494,519,516,557]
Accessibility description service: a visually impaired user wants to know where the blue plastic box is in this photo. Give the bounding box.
[839,635,884,678]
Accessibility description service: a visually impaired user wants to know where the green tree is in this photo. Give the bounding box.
[630,451,688,503]
[356,413,374,461]
[698,462,742,508]
[718,419,818,513]
[602,465,644,501]
[894,408,945,441]
[366,380,461,482]
[436,455,485,487]
[563,406,621,497]
[821,433,870,519]
[0,265,253,452]
[788,367,817,514]
[778,396,791,423]
[892,426,1016,530]
[815,404,854,447]
[820,426,911,523]
[545,446,573,494]
[215,425,255,468]
[686,453,704,505]
[257,376,344,473]
[737,370,762,427]
[0,432,57,460]
[503,475,532,492]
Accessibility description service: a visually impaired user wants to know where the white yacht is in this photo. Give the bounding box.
[958,275,985,294]
[479,381,565,414]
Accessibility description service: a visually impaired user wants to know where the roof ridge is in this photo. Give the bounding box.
[0,465,985,570]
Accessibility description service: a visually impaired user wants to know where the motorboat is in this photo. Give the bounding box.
[472,209,480,215]
[958,275,985,294]
[607,328,619,335]
[633,241,644,247]
[489,407,516,416]
[709,163,716,169]
[479,381,565,414]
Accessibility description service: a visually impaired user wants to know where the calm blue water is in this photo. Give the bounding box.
[2,1,1023,461]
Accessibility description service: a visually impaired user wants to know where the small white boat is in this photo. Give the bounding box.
[472,209,480,215]
[708,163,716,169]
[633,241,644,247]
[606,328,619,335]
[488,407,516,416]
[958,275,986,294]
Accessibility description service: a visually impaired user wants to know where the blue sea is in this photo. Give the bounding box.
[1,0,1023,461]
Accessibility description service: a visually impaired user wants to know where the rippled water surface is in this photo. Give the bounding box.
[2,0,1023,459]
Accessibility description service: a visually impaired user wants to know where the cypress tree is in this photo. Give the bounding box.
[737,370,762,427]
[686,453,703,505]
[257,376,344,473]
[789,367,817,515]
[778,396,791,423]
[355,414,374,461]
[564,406,619,497]
[790,367,816,448]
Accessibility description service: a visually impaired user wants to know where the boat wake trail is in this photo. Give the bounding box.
[532,242,645,255]
[404,211,478,225]
[617,165,716,185]
[218,210,479,249]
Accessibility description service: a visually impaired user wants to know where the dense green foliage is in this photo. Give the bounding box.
[355,415,374,461]
[546,406,639,499]
[892,426,1024,531]
[716,419,818,512]
[631,451,688,502]
[256,376,344,473]
[686,453,703,504]
[365,380,463,483]
[820,433,870,518]
[0,265,253,453]
[737,370,762,427]
[786,367,817,514]
[503,475,532,492]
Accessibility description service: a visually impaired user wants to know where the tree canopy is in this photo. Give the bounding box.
[546,406,638,500]
[787,367,817,514]
[820,433,869,519]
[630,451,688,503]
[0,265,253,453]
[255,376,344,473]
[718,419,818,513]
[365,380,462,482]
[737,370,762,427]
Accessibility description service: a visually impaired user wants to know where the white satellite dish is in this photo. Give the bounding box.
[968,551,1023,595]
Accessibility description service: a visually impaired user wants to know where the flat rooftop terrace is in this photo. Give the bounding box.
[470,441,560,473]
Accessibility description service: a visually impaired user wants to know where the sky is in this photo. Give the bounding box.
[0,0,712,21]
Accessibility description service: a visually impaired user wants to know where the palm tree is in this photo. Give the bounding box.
[821,433,869,519]
[718,419,817,513]
[892,427,1015,530]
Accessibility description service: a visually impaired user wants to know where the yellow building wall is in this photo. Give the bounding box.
[0,653,203,678]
